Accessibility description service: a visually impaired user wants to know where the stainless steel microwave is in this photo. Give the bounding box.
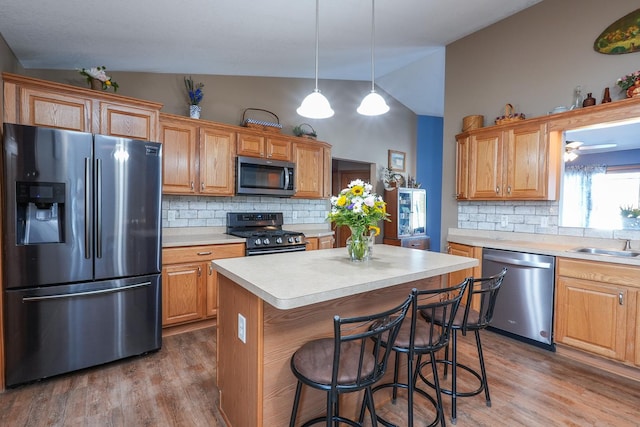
[236,156,295,197]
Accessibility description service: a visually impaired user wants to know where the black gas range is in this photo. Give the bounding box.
[226,212,307,256]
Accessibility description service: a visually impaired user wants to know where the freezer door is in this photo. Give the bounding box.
[3,275,161,387]
[2,124,94,288]
[93,135,162,279]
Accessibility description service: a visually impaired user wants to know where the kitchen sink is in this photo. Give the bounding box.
[570,247,640,257]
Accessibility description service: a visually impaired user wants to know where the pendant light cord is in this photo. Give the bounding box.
[314,0,320,92]
[370,0,376,91]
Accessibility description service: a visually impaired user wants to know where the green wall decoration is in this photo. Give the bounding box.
[594,8,640,54]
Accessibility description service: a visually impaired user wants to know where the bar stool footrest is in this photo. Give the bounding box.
[419,359,485,398]
[370,382,441,427]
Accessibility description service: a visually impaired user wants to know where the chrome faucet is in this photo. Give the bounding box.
[622,239,632,251]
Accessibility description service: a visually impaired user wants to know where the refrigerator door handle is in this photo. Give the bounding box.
[85,157,91,259]
[96,158,102,259]
[22,281,152,302]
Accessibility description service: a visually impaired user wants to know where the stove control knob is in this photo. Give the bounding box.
[263,238,270,245]
[254,239,262,246]
[295,236,302,243]
[288,237,294,243]
[276,237,283,244]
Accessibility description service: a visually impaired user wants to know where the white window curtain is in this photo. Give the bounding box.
[561,164,606,228]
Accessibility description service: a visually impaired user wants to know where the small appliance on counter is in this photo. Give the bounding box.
[227,212,306,256]
[1,123,163,387]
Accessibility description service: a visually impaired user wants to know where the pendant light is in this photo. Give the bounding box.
[297,0,334,119]
[357,0,389,116]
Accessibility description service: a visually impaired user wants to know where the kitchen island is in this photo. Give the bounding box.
[212,244,478,427]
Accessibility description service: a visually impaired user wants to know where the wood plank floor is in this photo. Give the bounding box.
[1,326,639,427]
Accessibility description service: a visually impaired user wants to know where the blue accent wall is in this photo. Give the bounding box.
[416,115,443,252]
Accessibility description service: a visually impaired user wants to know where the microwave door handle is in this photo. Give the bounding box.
[284,167,290,190]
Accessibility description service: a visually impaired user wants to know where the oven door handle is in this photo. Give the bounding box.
[483,254,552,269]
[22,282,152,302]
[247,247,306,256]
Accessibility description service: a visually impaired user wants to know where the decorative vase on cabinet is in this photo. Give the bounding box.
[190,105,201,119]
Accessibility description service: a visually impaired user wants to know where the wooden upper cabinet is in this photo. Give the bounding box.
[3,72,162,139]
[159,113,235,196]
[200,126,236,195]
[98,101,159,141]
[455,136,469,200]
[237,132,292,161]
[468,128,503,199]
[465,121,556,200]
[293,140,330,198]
[505,122,550,199]
[17,87,92,132]
[160,117,199,194]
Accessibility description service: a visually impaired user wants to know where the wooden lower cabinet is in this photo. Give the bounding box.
[446,242,482,286]
[555,258,639,365]
[161,243,244,327]
[303,235,334,251]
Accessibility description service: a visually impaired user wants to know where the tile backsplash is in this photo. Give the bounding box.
[162,195,330,228]
[458,200,640,240]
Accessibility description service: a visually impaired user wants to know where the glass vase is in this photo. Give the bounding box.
[346,226,372,262]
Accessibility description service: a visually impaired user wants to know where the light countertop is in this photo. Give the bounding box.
[447,229,640,266]
[212,244,478,310]
[162,225,333,248]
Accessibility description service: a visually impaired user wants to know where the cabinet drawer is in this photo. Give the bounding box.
[557,258,639,287]
[163,243,244,264]
[401,237,430,250]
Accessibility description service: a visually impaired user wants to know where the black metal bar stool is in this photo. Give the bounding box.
[420,268,507,424]
[370,278,471,427]
[289,294,412,427]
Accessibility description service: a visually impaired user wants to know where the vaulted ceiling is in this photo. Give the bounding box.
[0,0,542,116]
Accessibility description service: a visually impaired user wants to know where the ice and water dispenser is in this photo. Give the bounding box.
[15,181,65,244]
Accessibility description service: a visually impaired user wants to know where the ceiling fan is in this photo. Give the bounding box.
[564,140,618,161]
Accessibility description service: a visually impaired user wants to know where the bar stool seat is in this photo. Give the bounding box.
[289,295,412,427]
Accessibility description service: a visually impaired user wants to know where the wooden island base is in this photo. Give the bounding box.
[217,273,441,426]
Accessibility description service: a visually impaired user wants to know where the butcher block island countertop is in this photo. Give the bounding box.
[212,245,478,427]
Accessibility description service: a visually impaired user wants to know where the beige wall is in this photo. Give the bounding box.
[24,69,418,185]
[443,0,640,248]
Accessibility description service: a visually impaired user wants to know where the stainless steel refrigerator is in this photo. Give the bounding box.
[2,123,162,387]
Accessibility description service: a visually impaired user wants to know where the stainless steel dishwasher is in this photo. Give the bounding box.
[482,248,556,350]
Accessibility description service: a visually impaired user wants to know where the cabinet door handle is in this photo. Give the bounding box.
[507,186,512,194]
[197,251,213,256]
[201,182,205,190]
[190,181,194,190]
[197,266,202,277]
[496,186,500,194]
[209,264,213,275]
[619,292,624,305]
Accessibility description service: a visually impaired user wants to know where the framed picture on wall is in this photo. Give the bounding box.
[388,150,406,172]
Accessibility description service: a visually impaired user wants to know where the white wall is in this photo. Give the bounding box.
[443,0,640,247]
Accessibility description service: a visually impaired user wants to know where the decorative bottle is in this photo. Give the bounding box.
[601,87,611,103]
[573,85,584,109]
[582,93,596,107]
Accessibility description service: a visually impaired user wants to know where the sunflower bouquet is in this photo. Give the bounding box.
[327,179,389,260]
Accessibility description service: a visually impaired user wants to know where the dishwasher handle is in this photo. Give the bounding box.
[483,254,552,269]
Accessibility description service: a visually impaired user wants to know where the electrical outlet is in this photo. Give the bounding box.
[500,215,508,227]
[540,217,549,228]
[238,313,246,343]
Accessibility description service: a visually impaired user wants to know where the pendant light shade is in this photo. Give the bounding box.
[297,0,334,119]
[358,0,389,116]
